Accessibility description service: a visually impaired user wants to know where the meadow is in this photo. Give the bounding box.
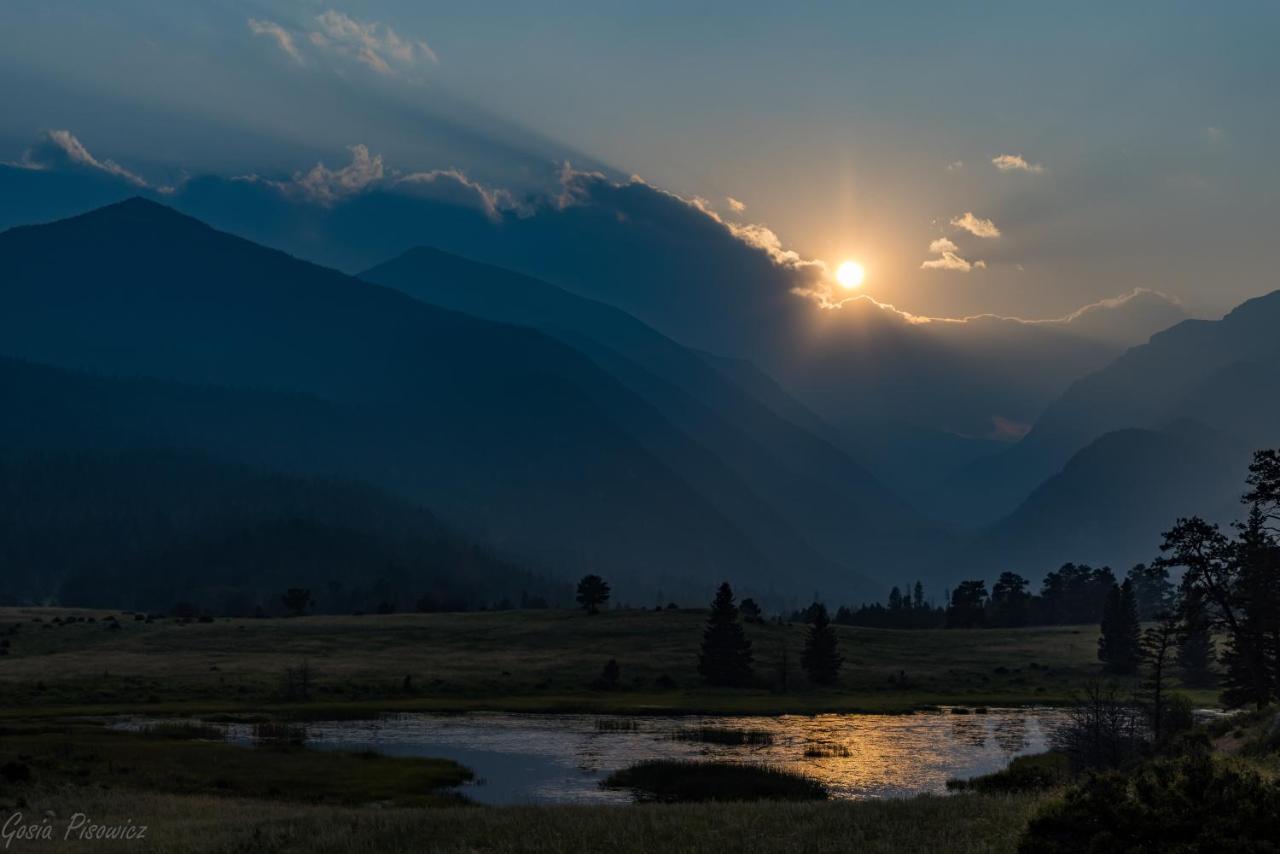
[0,606,1184,717]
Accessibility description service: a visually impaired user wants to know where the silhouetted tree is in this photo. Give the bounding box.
[912,581,925,610]
[1098,580,1141,674]
[1138,611,1179,741]
[1051,681,1146,773]
[739,597,763,623]
[1176,586,1215,686]
[887,586,904,612]
[946,580,989,628]
[1126,563,1174,621]
[800,603,842,685]
[990,571,1031,627]
[698,582,754,687]
[576,574,611,615]
[1157,457,1280,709]
[1040,564,1116,625]
[280,588,312,617]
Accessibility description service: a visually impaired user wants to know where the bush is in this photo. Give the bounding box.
[947,751,1070,793]
[602,760,827,802]
[1019,753,1280,853]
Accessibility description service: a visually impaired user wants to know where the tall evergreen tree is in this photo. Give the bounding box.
[698,582,754,686]
[800,602,843,685]
[1176,585,1216,687]
[1138,611,1179,741]
[1220,505,1278,707]
[575,574,610,614]
[1098,580,1141,674]
[1126,563,1174,621]
[946,580,989,628]
[991,571,1031,627]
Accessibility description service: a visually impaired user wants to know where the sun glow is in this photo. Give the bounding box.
[835,260,865,289]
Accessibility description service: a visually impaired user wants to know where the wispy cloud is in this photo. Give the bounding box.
[7,129,152,189]
[950,211,1001,238]
[945,160,964,172]
[237,144,383,205]
[244,10,437,78]
[247,18,302,64]
[396,168,527,220]
[928,237,958,254]
[726,196,746,213]
[312,10,437,76]
[991,153,1044,173]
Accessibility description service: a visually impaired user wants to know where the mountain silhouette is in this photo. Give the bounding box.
[0,199,878,602]
[362,246,946,582]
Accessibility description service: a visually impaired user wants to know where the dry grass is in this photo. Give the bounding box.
[0,607,1158,716]
[14,787,1052,854]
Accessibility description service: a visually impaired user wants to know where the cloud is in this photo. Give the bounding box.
[237,144,383,205]
[396,168,528,220]
[1206,126,1225,142]
[921,235,984,272]
[247,18,302,64]
[921,251,984,272]
[950,211,1001,238]
[312,10,437,77]
[8,129,150,188]
[244,10,437,78]
[989,416,1032,441]
[945,160,964,172]
[991,153,1044,173]
[726,196,746,213]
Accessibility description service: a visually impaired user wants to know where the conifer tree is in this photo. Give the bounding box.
[1098,580,1141,673]
[697,582,754,686]
[576,574,610,615]
[800,602,843,685]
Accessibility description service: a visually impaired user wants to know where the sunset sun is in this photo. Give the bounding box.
[836,260,865,289]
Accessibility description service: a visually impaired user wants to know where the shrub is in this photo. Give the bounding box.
[947,751,1069,793]
[1018,753,1280,853]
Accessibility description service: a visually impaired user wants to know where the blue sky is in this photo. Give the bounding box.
[2,1,1277,318]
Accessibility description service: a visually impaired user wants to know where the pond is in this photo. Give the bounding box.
[199,708,1068,804]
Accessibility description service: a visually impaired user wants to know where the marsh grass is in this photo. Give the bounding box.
[803,743,852,758]
[672,726,775,745]
[139,721,225,740]
[603,760,826,802]
[0,723,470,806]
[595,717,640,731]
[12,788,1054,854]
[252,720,308,746]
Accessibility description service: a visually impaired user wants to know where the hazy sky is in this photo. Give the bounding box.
[2,1,1277,318]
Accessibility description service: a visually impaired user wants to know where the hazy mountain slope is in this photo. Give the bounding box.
[0,199,837,601]
[361,247,943,585]
[981,424,1246,576]
[0,445,559,612]
[950,291,1280,527]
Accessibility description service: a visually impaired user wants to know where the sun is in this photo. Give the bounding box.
[836,260,866,289]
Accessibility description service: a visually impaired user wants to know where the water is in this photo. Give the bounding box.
[198,708,1067,804]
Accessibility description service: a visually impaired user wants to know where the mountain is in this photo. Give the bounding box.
[979,423,1245,574]
[362,247,945,585]
[967,291,1280,575]
[0,199,849,603]
[951,290,1280,528]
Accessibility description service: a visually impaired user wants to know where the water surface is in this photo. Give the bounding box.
[234,709,1067,804]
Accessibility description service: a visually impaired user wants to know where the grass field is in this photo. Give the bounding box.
[6,786,1051,854]
[0,606,1198,716]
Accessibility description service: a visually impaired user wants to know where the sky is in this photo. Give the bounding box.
[1,0,1277,319]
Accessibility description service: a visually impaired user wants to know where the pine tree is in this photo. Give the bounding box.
[1138,611,1179,741]
[800,603,843,685]
[1176,586,1216,687]
[697,582,754,686]
[1220,506,1277,707]
[1098,580,1141,673]
[576,574,610,615]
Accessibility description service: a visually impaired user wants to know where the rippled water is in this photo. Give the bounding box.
[195,708,1068,804]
